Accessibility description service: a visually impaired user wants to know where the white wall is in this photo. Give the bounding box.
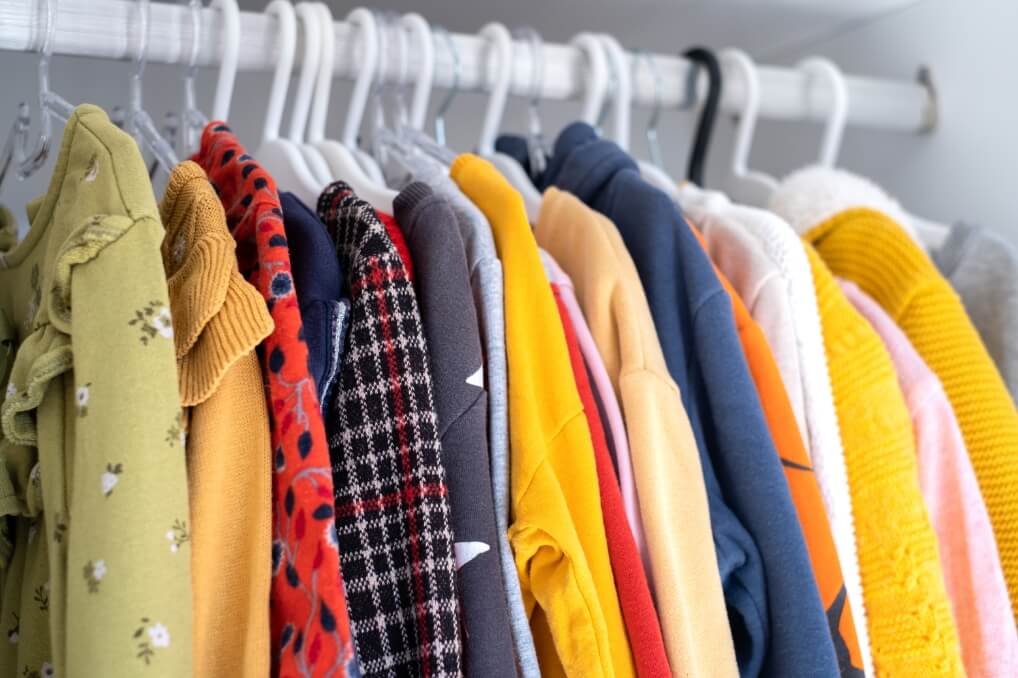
[1,0,1014,245]
[730,0,1018,243]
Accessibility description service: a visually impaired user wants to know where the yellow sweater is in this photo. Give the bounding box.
[159,162,274,676]
[807,208,1018,616]
[535,187,738,678]
[806,243,963,676]
[451,155,636,678]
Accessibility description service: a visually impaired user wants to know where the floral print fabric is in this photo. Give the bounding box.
[0,105,192,676]
[193,122,358,678]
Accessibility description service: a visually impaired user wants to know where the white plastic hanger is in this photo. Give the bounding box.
[289,3,332,186]
[477,22,542,222]
[397,13,453,166]
[309,5,397,213]
[598,34,679,200]
[798,57,847,167]
[403,14,434,132]
[371,11,448,177]
[209,0,240,122]
[253,0,322,206]
[571,32,610,129]
[721,48,779,207]
[345,8,390,185]
[789,58,949,250]
[334,9,398,191]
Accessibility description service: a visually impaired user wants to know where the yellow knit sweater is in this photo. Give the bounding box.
[159,162,275,676]
[807,208,1018,617]
[805,243,964,677]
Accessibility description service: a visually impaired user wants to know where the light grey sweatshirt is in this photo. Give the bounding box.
[934,223,1018,403]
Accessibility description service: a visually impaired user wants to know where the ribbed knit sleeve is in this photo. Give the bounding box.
[808,208,1018,618]
[806,243,964,676]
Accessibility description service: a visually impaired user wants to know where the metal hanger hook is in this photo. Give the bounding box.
[20,0,62,175]
[179,0,208,153]
[432,25,460,147]
[4,0,85,188]
[633,49,664,167]
[514,27,543,111]
[387,11,410,130]
[368,9,391,136]
[514,25,547,172]
[131,0,151,102]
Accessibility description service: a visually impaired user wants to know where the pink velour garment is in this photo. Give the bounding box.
[541,250,648,565]
[840,279,1018,678]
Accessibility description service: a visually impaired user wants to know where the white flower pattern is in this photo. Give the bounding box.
[166,520,189,553]
[101,463,123,497]
[148,622,170,648]
[152,307,174,339]
[4,383,15,400]
[128,302,175,345]
[76,383,91,417]
[41,662,54,677]
[83,559,105,593]
[134,617,171,664]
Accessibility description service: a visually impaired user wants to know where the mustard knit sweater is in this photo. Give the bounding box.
[807,208,1018,618]
[805,243,964,676]
[159,162,275,676]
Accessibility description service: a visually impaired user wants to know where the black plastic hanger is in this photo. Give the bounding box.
[682,47,722,187]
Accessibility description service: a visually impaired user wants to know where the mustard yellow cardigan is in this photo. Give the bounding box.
[807,208,1018,617]
[805,243,963,676]
[159,162,274,676]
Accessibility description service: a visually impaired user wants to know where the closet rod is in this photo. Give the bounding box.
[0,0,936,133]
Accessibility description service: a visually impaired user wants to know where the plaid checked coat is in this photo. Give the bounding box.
[318,182,463,678]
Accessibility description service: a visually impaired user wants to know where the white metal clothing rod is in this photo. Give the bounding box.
[0,0,936,133]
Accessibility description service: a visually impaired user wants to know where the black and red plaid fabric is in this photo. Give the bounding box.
[317,182,463,678]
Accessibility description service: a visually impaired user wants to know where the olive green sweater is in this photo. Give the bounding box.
[0,105,192,677]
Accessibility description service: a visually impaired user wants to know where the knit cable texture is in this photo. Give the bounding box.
[806,243,964,677]
[808,208,1018,619]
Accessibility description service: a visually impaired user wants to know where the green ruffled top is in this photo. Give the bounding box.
[0,105,192,677]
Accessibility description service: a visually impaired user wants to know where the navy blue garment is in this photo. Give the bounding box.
[280,191,350,412]
[512,123,839,678]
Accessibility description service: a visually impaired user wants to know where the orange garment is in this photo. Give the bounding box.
[691,225,862,673]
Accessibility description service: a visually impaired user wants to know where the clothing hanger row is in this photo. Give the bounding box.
[2,0,884,212]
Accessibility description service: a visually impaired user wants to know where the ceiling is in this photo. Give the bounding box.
[234,0,924,62]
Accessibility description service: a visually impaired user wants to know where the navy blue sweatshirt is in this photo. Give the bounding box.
[280,192,350,412]
[512,124,839,678]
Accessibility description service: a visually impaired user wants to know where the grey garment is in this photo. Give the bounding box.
[934,223,1018,402]
[393,182,518,678]
[385,152,541,678]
